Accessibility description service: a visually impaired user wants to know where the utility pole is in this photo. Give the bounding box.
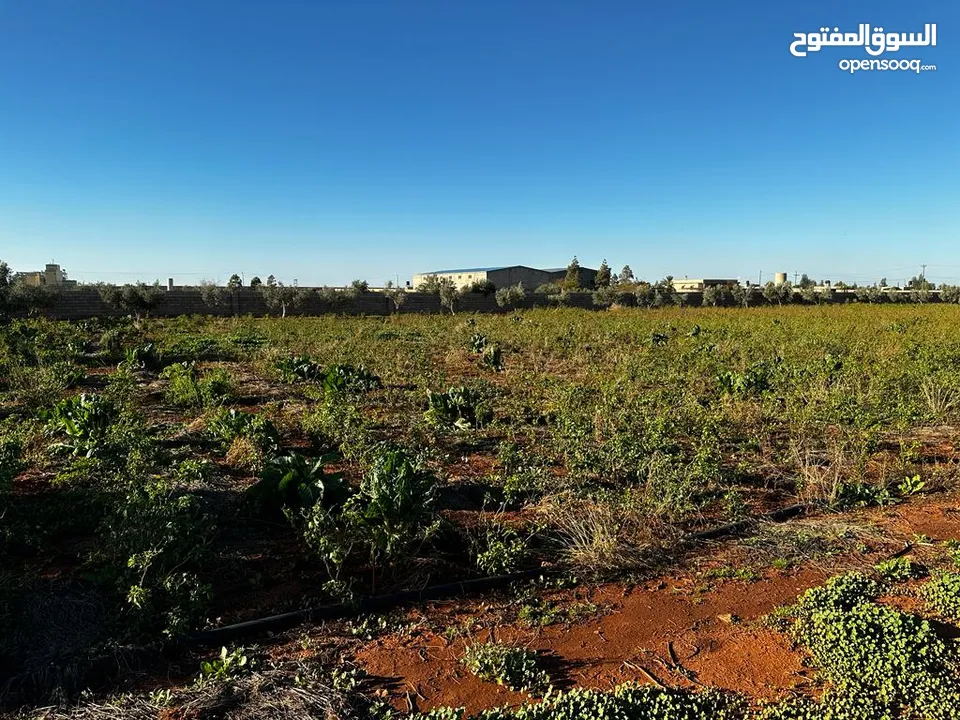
[794,271,799,285]
[921,264,927,282]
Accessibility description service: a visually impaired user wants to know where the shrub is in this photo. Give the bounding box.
[475,522,527,575]
[460,643,550,693]
[411,684,742,720]
[0,437,23,489]
[780,572,960,720]
[96,477,213,638]
[466,279,497,295]
[920,571,960,621]
[425,387,493,429]
[716,360,776,397]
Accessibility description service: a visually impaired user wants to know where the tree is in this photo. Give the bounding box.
[98,281,165,318]
[798,273,815,289]
[651,276,678,307]
[343,279,370,300]
[762,281,793,306]
[258,282,310,317]
[730,283,757,308]
[634,282,654,308]
[199,280,228,308]
[941,286,960,304]
[907,275,933,291]
[383,281,407,312]
[266,275,277,287]
[466,279,496,295]
[415,274,444,293]
[595,259,612,288]
[592,285,618,308]
[879,277,887,287]
[227,274,243,289]
[438,278,460,314]
[563,257,581,291]
[618,265,635,285]
[495,282,526,308]
[250,276,263,288]
[701,285,733,307]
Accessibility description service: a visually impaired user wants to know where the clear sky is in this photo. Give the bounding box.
[0,0,956,287]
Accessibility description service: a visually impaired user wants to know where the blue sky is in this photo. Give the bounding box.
[0,0,955,286]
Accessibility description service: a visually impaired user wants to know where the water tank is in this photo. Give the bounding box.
[774,272,787,285]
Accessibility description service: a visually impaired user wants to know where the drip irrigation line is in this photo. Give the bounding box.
[181,501,813,647]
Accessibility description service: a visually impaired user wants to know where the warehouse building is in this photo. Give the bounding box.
[412,265,597,290]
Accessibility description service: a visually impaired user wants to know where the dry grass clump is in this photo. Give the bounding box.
[537,493,676,574]
[30,663,356,720]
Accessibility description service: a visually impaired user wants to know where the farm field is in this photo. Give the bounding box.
[3,304,960,719]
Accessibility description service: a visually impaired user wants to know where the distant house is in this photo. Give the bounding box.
[412,265,597,290]
[17,263,77,288]
[672,278,739,292]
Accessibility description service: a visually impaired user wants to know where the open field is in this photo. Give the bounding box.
[4,305,960,719]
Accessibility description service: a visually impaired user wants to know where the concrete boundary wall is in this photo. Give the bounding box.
[22,287,600,320]
[15,287,951,321]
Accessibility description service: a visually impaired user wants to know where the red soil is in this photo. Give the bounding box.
[357,568,827,716]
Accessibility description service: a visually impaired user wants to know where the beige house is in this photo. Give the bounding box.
[18,263,76,287]
[672,278,739,292]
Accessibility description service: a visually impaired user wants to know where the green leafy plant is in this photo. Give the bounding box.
[246,452,348,519]
[321,363,383,393]
[119,342,164,372]
[197,646,250,685]
[425,386,493,430]
[160,362,234,408]
[469,333,488,353]
[357,446,439,560]
[411,684,741,720]
[41,393,117,457]
[480,344,504,372]
[275,355,382,393]
[475,522,527,575]
[0,437,24,489]
[275,354,325,383]
[460,643,550,693]
[897,474,925,496]
[874,556,916,582]
[206,407,281,455]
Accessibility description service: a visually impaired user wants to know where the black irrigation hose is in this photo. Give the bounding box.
[685,502,810,542]
[180,501,814,648]
[181,568,547,647]
[0,501,816,704]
